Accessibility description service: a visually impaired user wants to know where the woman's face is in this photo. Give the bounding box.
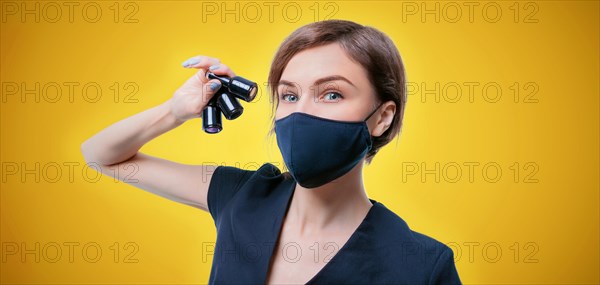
[275,43,379,124]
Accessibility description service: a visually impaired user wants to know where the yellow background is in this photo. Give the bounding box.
[1,0,598,284]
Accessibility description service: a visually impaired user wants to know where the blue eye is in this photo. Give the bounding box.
[323,92,343,101]
[281,94,298,102]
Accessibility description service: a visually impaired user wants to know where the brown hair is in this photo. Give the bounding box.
[267,19,407,164]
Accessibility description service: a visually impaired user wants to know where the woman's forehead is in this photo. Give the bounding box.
[280,43,369,88]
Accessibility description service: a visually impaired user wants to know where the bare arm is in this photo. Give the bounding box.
[80,55,237,211]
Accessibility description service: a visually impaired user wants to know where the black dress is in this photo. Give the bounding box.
[206,163,462,285]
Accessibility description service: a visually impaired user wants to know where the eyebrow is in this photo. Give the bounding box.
[278,75,356,88]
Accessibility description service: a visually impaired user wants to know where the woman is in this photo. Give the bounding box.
[81,19,461,284]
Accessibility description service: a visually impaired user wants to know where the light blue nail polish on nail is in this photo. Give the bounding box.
[182,58,200,67]
[209,82,221,91]
[209,65,220,70]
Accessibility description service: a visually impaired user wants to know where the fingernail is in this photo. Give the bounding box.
[209,81,221,91]
[209,65,220,70]
[182,58,201,67]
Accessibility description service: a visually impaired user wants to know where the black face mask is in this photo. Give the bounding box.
[274,105,381,188]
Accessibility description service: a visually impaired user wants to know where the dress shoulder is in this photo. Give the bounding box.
[206,162,283,225]
[366,202,462,284]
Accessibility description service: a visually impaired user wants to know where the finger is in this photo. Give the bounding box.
[181,68,208,87]
[206,63,236,78]
[181,55,221,69]
[201,79,223,105]
[195,68,209,84]
[205,79,222,95]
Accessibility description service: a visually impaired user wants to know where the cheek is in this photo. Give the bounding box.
[274,104,290,120]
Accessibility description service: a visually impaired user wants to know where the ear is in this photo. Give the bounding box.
[371,101,396,137]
